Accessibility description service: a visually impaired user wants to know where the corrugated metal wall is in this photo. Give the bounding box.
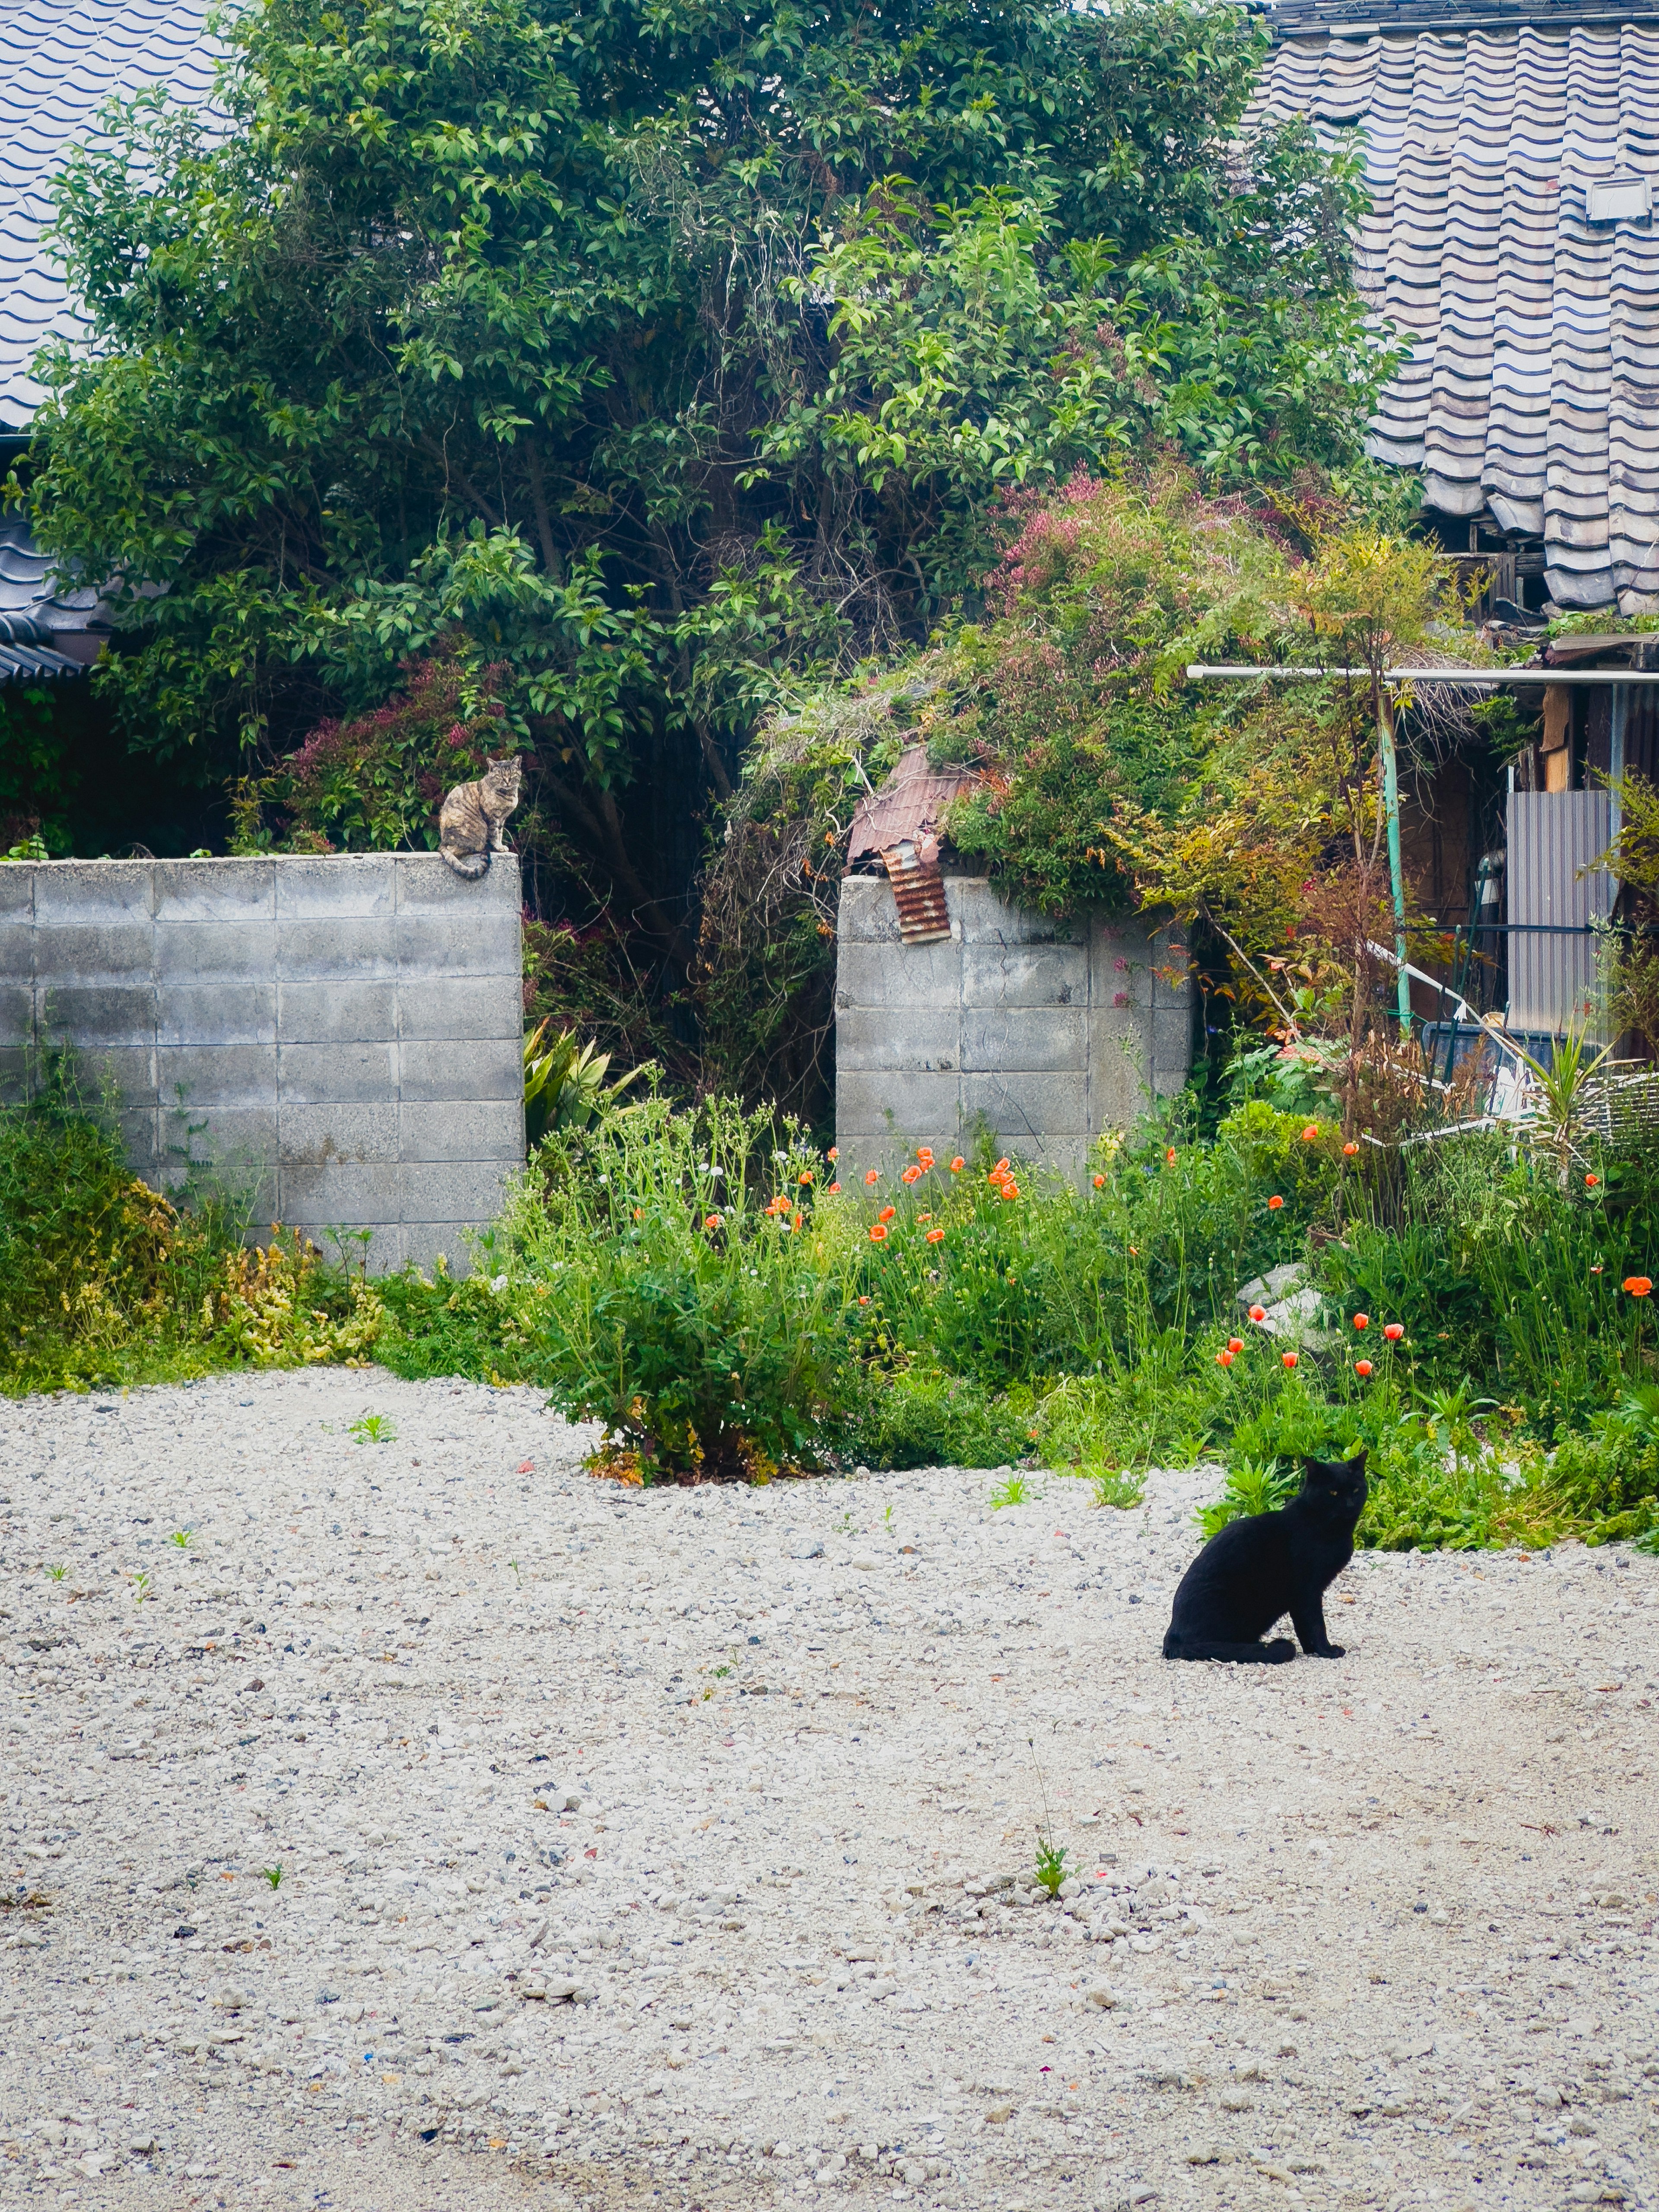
[1507,789,1614,1032]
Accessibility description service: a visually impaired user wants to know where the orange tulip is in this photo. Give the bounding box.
[1354,1359,1373,1378]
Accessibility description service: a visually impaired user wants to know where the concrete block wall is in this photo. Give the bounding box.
[1,855,524,1272]
[834,874,1190,1180]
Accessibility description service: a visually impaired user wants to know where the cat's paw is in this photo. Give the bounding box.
[1310,1643,1346,1659]
[1265,1638,1296,1663]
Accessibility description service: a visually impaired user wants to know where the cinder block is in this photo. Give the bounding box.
[394,911,521,979]
[273,1217,404,1274]
[33,925,154,981]
[278,1160,403,1228]
[276,1040,399,1106]
[157,981,276,1047]
[36,984,156,1047]
[833,938,961,1011]
[163,1103,280,1176]
[156,1043,280,1110]
[402,1220,474,1276]
[0,982,32,1046]
[399,1100,524,1163]
[276,979,397,1045]
[115,1107,162,1171]
[952,880,1068,947]
[960,1070,1087,1144]
[154,923,274,982]
[836,1069,963,1150]
[962,942,1088,1008]
[394,853,521,909]
[278,1103,399,1166]
[0,866,34,928]
[0,1047,27,1105]
[153,860,275,922]
[397,1036,521,1104]
[397,973,523,1042]
[70,1045,157,1111]
[276,918,399,981]
[1152,1007,1192,1075]
[834,1006,960,1073]
[400,1160,518,1224]
[835,876,905,945]
[273,855,397,919]
[32,862,154,926]
[960,1007,1087,1074]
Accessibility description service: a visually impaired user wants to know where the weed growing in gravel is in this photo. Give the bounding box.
[1087,1468,1145,1510]
[168,1529,192,1549]
[1033,1838,1070,1899]
[260,1866,283,1889]
[44,1563,66,1583]
[130,1571,151,1605]
[347,1414,396,1444]
[989,1473,1031,1509]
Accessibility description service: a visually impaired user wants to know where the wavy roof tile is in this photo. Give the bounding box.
[0,0,227,429]
[1251,9,1659,610]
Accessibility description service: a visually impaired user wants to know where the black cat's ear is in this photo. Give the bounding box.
[1348,1449,1367,1473]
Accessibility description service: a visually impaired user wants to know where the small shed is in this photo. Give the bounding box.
[833,746,1192,1179]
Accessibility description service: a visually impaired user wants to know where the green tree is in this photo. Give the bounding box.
[13,0,1391,978]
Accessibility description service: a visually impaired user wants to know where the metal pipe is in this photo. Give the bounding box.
[1376,692,1413,1033]
[1184,665,1659,684]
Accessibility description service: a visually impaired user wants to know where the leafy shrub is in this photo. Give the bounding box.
[842,1365,1030,1472]
[200,1233,385,1369]
[393,1096,859,1482]
[1197,1458,1299,1538]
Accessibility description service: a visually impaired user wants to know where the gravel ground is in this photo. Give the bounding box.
[3,1370,1659,2212]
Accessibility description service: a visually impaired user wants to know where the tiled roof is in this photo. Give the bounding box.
[1246,14,1659,611]
[0,0,227,429]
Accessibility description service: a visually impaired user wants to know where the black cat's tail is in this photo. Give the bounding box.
[1163,1634,1296,1665]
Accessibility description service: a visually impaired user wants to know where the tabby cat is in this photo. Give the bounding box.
[1163,1451,1367,1664]
[438,755,522,880]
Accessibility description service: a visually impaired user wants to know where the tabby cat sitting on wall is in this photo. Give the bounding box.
[438,756,522,879]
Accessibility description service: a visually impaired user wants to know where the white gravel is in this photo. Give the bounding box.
[3,1370,1659,2212]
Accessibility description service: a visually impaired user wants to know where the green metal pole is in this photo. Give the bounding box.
[1378,688,1412,1035]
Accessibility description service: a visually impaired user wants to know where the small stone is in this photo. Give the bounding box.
[1185,2142,1220,2165]
[1086,1987,1118,2009]
[985,2103,1015,2125]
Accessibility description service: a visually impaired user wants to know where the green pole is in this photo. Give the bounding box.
[1378,687,1412,1036]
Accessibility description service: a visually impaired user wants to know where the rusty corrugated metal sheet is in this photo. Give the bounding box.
[1507,789,1614,1032]
[879,840,953,944]
[847,744,980,864]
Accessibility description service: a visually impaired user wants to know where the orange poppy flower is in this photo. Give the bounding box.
[868,1224,888,1244]
[827,1147,839,1162]
[950,1156,965,1172]
[1165,1147,1177,1165]
[1217,1348,1235,1368]
[1342,1141,1359,1157]
[1092,1173,1105,1189]
[1227,1337,1244,1354]
[1354,1359,1373,1378]
[827,1181,842,1194]
[1301,1125,1319,1142]
[1249,1304,1268,1324]
[864,1169,880,1186]
[1001,1182,1020,1201]
[1625,1276,1653,1297]
[1383,1322,1404,1341]
[916,1148,935,1168]
[799,1170,814,1185]
[878,1205,896,1224]
[1267,1194,1284,1211]
[703,1213,722,1231]
[1585,1173,1599,1188]
[1353,1313,1369,1331]
[902,1165,922,1184]
[926,1227,945,1244]
[1282,1351,1299,1370]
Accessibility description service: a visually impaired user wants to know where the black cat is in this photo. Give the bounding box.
[1163,1452,1368,1664]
